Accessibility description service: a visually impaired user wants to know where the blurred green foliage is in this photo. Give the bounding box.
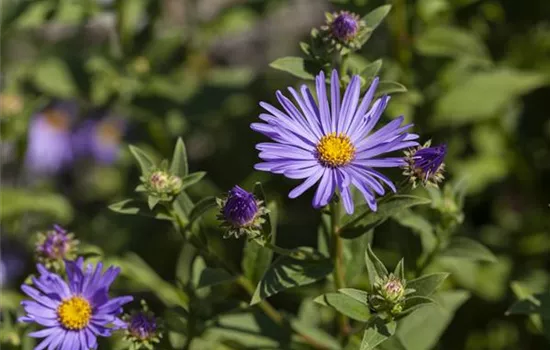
[1,0,550,349]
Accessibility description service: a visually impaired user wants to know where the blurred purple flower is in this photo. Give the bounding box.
[0,238,27,289]
[25,101,77,176]
[73,117,125,165]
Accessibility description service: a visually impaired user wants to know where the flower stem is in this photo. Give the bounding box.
[330,200,349,341]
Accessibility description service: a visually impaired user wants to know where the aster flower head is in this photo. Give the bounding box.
[19,258,133,350]
[35,225,79,272]
[73,116,126,165]
[217,185,268,239]
[251,70,419,214]
[403,140,447,187]
[25,101,78,176]
[123,300,162,350]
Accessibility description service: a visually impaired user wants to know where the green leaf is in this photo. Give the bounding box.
[415,26,489,59]
[109,199,172,221]
[113,253,189,308]
[402,296,436,315]
[440,236,497,263]
[170,138,189,178]
[365,245,388,291]
[344,230,373,285]
[394,258,405,280]
[434,69,548,125]
[376,81,407,96]
[360,317,396,350]
[148,196,159,210]
[33,57,77,97]
[187,197,217,226]
[129,145,155,175]
[339,288,370,305]
[362,5,392,31]
[291,319,342,350]
[407,273,449,297]
[251,248,332,305]
[392,209,437,253]
[181,172,206,190]
[0,189,73,223]
[379,291,470,350]
[196,268,237,289]
[315,293,371,321]
[360,59,383,80]
[340,195,431,239]
[270,57,315,80]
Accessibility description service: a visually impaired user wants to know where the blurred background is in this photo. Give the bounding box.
[1,0,550,349]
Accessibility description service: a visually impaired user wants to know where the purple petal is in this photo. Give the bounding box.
[337,75,360,134]
[289,168,324,198]
[330,70,341,132]
[312,169,336,208]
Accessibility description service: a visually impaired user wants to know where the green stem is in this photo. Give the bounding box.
[330,200,349,340]
[416,234,441,276]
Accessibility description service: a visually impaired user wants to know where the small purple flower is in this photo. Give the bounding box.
[223,186,258,227]
[251,70,419,214]
[0,238,27,289]
[331,12,359,42]
[128,312,158,340]
[73,117,125,165]
[403,142,447,187]
[35,225,78,270]
[25,102,77,175]
[19,258,133,350]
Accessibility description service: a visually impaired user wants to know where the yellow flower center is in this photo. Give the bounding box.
[316,133,355,167]
[44,109,70,131]
[57,296,92,330]
[97,122,122,144]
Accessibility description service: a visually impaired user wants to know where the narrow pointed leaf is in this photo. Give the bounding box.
[338,288,370,306]
[360,59,383,80]
[270,57,315,80]
[362,5,392,31]
[181,172,206,190]
[407,273,449,297]
[187,197,217,226]
[365,245,388,291]
[196,268,237,289]
[148,196,159,210]
[129,145,155,175]
[170,138,189,177]
[394,259,405,281]
[109,199,172,221]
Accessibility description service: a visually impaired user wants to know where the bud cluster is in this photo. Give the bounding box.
[368,274,412,317]
[139,168,183,203]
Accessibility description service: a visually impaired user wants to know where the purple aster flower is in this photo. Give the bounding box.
[331,12,359,42]
[25,102,77,175]
[403,141,447,187]
[0,237,27,289]
[73,117,125,165]
[251,70,419,214]
[217,186,268,239]
[19,258,133,350]
[35,225,78,270]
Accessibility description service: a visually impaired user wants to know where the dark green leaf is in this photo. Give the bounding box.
[251,248,332,305]
[339,288,370,305]
[365,245,388,291]
[109,199,172,221]
[129,145,155,175]
[170,138,189,178]
[315,292,371,321]
[360,317,396,350]
[402,296,436,315]
[394,259,405,281]
[187,197,217,226]
[360,59,383,79]
[148,196,159,210]
[341,195,431,239]
[181,172,206,190]
[440,237,497,263]
[291,319,342,350]
[407,273,449,297]
[362,5,392,31]
[270,57,315,80]
[376,81,407,96]
[196,268,237,289]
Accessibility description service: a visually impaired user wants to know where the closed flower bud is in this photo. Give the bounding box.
[123,301,162,350]
[403,141,447,188]
[217,185,268,239]
[330,12,359,42]
[369,274,407,316]
[319,11,366,53]
[142,169,183,202]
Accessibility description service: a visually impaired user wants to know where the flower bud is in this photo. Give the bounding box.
[123,300,162,349]
[143,169,183,202]
[369,274,407,316]
[330,12,359,42]
[35,225,78,271]
[403,141,447,188]
[217,185,268,239]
